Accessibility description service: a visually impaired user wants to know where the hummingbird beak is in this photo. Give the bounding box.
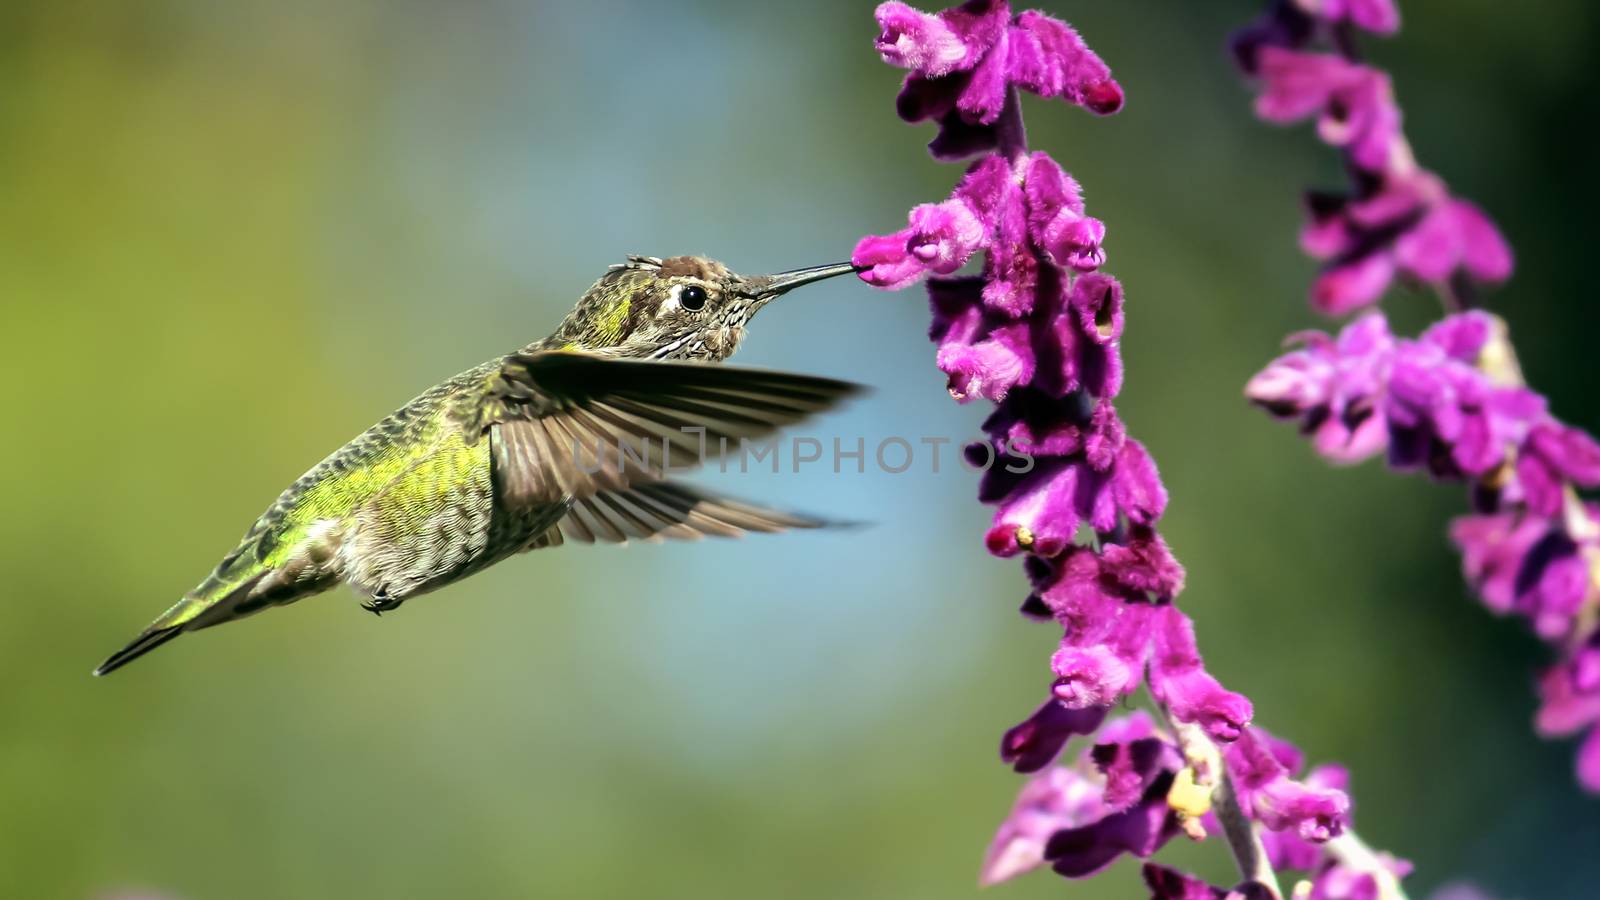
[741,262,860,301]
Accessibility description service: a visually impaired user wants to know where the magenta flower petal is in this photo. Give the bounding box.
[1069,273,1125,343]
[939,321,1036,402]
[1043,778,1178,878]
[1024,154,1087,236]
[1148,607,1253,742]
[1452,199,1514,281]
[1099,526,1186,599]
[980,766,1101,886]
[1051,642,1136,708]
[986,460,1079,558]
[873,2,970,75]
[1334,0,1401,34]
[907,199,986,273]
[1226,729,1350,842]
[1111,438,1169,526]
[852,229,926,289]
[1312,252,1396,315]
[1082,400,1126,471]
[1254,48,1361,122]
[1000,698,1109,773]
[1420,311,1494,362]
[1008,10,1124,114]
[1526,422,1600,488]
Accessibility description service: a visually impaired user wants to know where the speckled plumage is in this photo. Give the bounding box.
[94,256,859,675]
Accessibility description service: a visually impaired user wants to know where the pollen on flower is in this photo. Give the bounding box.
[1166,765,1213,820]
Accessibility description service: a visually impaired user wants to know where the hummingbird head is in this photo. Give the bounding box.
[546,255,857,361]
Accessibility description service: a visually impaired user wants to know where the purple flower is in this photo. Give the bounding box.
[1001,697,1109,773]
[1304,853,1414,900]
[1142,865,1276,900]
[1249,309,1594,506]
[1232,0,1398,75]
[982,712,1180,885]
[1254,48,1402,173]
[1148,606,1254,742]
[1301,170,1513,315]
[877,1,1123,161]
[1006,11,1124,115]
[1516,422,1600,517]
[1246,312,1393,463]
[1026,154,1107,272]
[1536,651,1600,791]
[874,1,972,75]
[1317,0,1401,34]
[1225,728,1350,842]
[864,2,1411,891]
[980,765,1106,885]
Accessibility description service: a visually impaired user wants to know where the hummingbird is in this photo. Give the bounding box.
[94,255,862,676]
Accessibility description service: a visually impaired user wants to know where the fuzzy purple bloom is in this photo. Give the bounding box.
[864,2,1405,892]
[1237,0,1600,798]
[982,712,1182,885]
[1226,729,1350,842]
[1148,606,1255,742]
[874,1,1123,161]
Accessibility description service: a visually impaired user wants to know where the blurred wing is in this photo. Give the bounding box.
[471,351,860,508]
[555,481,825,545]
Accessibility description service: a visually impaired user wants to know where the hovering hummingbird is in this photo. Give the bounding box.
[94,256,861,676]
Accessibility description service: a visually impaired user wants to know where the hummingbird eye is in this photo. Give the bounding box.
[677,284,708,311]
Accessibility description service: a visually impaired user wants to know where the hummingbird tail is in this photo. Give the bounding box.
[92,623,186,677]
[92,566,270,677]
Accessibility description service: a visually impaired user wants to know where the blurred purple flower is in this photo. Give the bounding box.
[1236,0,1600,796]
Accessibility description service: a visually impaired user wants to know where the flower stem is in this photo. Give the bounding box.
[1157,701,1284,898]
[995,85,1029,166]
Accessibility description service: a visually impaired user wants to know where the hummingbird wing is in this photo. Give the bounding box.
[552,481,825,545]
[467,351,860,508]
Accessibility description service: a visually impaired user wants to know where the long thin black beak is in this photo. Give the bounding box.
[742,262,860,299]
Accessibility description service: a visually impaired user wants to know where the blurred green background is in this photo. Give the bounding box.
[2,1,1596,897]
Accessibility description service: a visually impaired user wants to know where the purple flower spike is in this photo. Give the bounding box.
[1148,607,1254,742]
[863,3,1418,892]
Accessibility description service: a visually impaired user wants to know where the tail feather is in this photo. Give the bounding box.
[93,625,185,677]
